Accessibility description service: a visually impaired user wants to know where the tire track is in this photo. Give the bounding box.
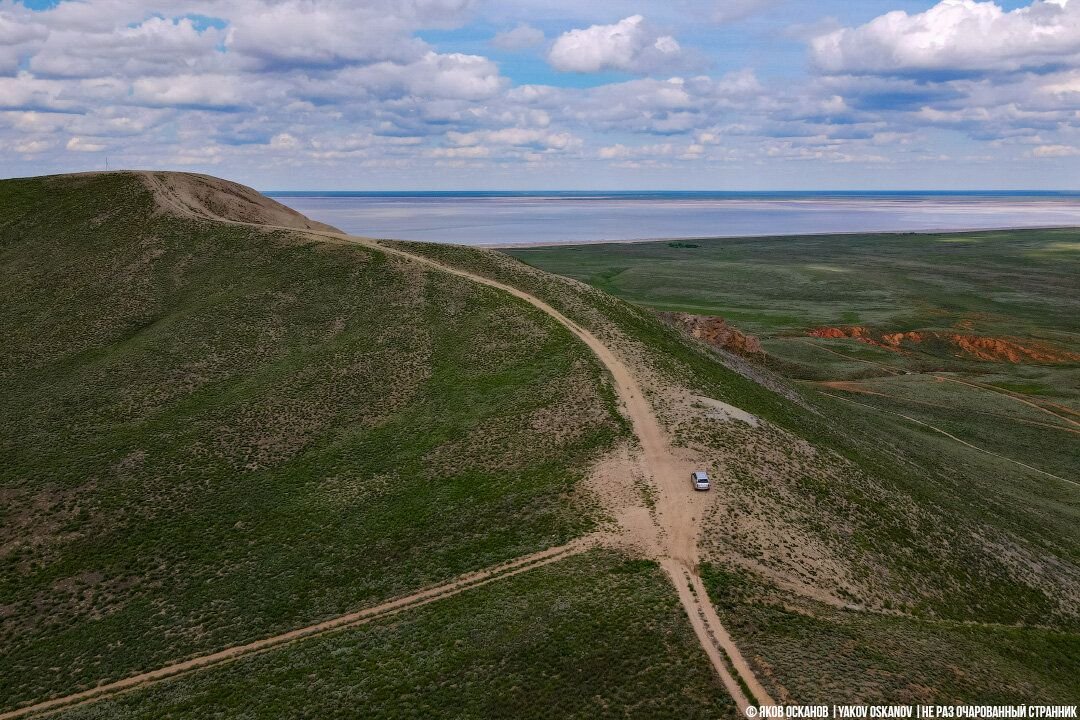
[818,391,1077,487]
[1,539,594,720]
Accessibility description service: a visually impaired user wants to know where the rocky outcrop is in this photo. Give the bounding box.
[658,312,764,358]
[808,326,1080,364]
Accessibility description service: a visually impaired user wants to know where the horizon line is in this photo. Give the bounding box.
[262,188,1080,194]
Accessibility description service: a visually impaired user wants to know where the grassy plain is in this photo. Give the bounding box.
[53,551,735,720]
[506,229,1079,492]
[507,229,1079,339]
[0,174,625,711]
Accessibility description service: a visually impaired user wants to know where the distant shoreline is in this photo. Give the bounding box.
[454,224,1080,249]
[271,191,1080,247]
[265,190,1080,198]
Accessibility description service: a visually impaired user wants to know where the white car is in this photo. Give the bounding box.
[691,471,710,491]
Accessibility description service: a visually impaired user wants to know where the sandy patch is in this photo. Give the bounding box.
[691,395,761,427]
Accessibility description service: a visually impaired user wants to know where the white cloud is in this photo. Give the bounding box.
[597,140,704,160]
[0,74,79,112]
[408,52,506,99]
[0,0,1076,184]
[1040,70,1080,95]
[30,16,224,79]
[547,15,683,74]
[1033,143,1080,156]
[491,23,545,50]
[226,2,425,69]
[447,128,580,149]
[131,74,250,108]
[270,132,300,149]
[812,0,1080,77]
[430,145,490,158]
[0,8,47,74]
[333,51,505,103]
[14,138,53,154]
[66,136,106,152]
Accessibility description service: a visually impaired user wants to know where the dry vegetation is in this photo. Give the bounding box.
[51,551,737,720]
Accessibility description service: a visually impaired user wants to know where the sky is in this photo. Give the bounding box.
[0,0,1079,189]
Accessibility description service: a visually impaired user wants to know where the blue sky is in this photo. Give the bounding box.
[1,0,1078,189]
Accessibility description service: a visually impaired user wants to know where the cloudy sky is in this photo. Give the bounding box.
[1,0,1079,189]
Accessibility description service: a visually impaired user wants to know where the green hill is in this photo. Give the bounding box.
[0,172,633,710]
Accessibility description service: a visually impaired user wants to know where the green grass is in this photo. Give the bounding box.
[0,174,625,711]
[393,234,1080,695]
[700,563,1080,704]
[54,551,736,720]
[508,229,1080,341]
[5,173,1077,712]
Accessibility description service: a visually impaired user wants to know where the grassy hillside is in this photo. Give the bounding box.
[54,551,736,720]
[0,173,626,710]
[700,563,1080,705]
[506,232,1079,478]
[394,236,1080,701]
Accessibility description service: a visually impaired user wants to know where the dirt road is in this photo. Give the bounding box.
[359,236,778,710]
[10,224,775,717]
[43,178,776,715]
[1,539,593,720]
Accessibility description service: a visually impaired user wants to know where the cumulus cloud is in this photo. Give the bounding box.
[30,16,225,79]
[131,74,251,109]
[447,127,580,150]
[0,74,80,112]
[14,138,53,154]
[66,136,106,152]
[0,8,48,74]
[225,2,427,70]
[811,0,1080,78]
[548,15,684,74]
[333,51,505,104]
[0,0,1077,183]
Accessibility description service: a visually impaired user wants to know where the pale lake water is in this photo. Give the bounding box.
[266,191,1080,246]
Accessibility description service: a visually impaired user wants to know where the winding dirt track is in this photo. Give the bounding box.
[352,235,778,710]
[799,338,1080,428]
[9,186,775,716]
[154,175,778,706]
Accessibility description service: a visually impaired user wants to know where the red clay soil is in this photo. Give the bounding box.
[659,312,764,358]
[808,326,1080,364]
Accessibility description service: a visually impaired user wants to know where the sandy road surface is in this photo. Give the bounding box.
[2,539,593,720]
